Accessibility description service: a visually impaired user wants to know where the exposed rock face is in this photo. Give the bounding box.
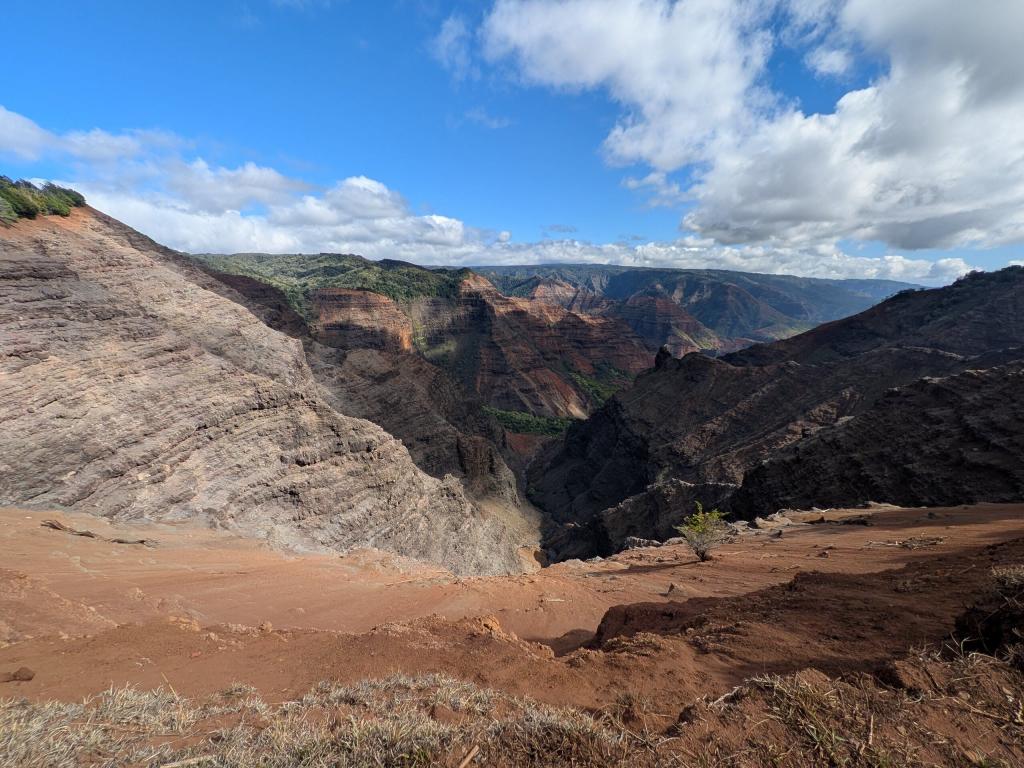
[0,209,526,575]
[531,268,1024,547]
[544,479,737,560]
[197,261,528,512]
[605,293,721,357]
[312,288,413,353]
[732,362,1024,513]
[202,271,310,340]
[399,275,652,419]
[457,276,651,417]
[307,344,520,504]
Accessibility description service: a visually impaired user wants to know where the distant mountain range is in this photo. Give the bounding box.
[475,264,917,355]
[195,254,918,428]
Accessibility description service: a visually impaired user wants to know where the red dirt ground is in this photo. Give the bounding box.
[1,503,1022,716]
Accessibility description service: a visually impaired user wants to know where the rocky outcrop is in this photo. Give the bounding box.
[544,479,737,560]
[0,209,527,575]
[732,362,1024,513]
[312,288,413,353]
[531,268,1024,548]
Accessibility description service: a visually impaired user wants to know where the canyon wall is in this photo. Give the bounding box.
[0,209,529,575]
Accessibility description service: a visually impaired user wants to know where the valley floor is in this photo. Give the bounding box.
[2,503,1023,765]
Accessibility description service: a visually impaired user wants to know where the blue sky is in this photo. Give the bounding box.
[2,0,1022,284]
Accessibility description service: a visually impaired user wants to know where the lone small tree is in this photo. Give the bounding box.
[675,501,729,562]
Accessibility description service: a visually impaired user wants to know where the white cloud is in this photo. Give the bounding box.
[805,46,852,76]
[483,0,774,171]
[167,159,309,212]
[622,171,687,207]
[0,106,178,165]
[0,106,55,160]
[2,104,972,284]
[474,237,970,283]
[480,0,1024,253]
[1009,260,1024,267]
[430,15,476,81]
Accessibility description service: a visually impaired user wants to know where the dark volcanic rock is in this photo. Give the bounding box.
[732,362,1024,513]
[544,479,737,560]
[532,268,1024,546]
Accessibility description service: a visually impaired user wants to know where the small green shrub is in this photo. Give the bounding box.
[674,500,729,562]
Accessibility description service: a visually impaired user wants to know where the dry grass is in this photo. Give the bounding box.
[991,564,1024,591]
[3,645,1023,767]
[0,674,660,768]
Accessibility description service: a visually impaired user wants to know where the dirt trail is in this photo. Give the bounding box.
[1,504,1022,711]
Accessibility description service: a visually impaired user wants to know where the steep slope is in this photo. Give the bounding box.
[531,268,1024,544]
[198,268,523,506]
[410,275,650,419]
[0,208,527,575]
[197,254,654,421]
[476,264,915,354]
[732,362,1024,512]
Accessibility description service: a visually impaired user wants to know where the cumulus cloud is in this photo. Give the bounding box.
[483,0,774,170]
[481,0,1024,253]
[1,104,971,284]
[805,46,852,76]
[687,0,1024,250]
[166,159,310,212]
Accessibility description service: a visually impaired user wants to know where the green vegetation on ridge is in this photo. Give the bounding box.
[482,406,577,436]
[568,364,631,408]
[0,177,86,224]
[194,252,472,320]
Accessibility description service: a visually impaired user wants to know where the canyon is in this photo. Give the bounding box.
[2,198,1022,768]
[532,267,1024,558]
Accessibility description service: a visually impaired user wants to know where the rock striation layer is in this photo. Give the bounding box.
[0,209,526,575]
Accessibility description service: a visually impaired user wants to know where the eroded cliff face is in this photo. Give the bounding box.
[197,258,530,516]
[312,288,413,353]
[732,362,1024,513]
[532,268,1024,552]
[605,293,723,357]
[300,273,652,421]
[0,209,528,575]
